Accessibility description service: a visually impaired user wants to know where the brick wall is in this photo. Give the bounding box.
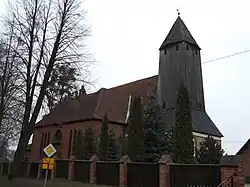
[239,147,250,178]
[220,156,244,187]
[220,166,237,182]
[30,120,124,161]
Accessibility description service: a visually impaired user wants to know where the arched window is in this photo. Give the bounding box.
[162,102,166,109]
[164,48,167,55]
[72,129,77,154]
[68,130,73,157]
[176,44,179,51]
[47,132,50,145]
[40,133,44,156]
[54,130,62,141]
[43,133,47,148]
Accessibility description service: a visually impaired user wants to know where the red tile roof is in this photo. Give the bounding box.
[36,75,158,126]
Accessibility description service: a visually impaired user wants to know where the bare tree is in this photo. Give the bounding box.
[0,22,24,159]
[4,0,92,176]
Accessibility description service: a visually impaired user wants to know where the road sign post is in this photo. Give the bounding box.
[43,144,57,187]
[44,169,48,187]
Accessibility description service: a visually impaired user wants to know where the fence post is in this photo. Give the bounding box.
[220,163,237,183]
[158,155,172,187]
[90,155,99,184]
[0,163,3,176]
[26,162,31,177]
[68,156,76,180]
[119,155,130,187]
[236,155,244,187]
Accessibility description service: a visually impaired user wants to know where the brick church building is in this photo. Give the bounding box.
[27,16,223,161]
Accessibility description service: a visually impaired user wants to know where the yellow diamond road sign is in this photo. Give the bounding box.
[43,143,56,157]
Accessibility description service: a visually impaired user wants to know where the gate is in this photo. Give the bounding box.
[30,162,39,178]
[55,160,69,179]
[2,163,9,175]
[170,164,221,187]
[21,162,28,176]
[96,161,120,186]
[127,163,159,187]
[74,161,90,183]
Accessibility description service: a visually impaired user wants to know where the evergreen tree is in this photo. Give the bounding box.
[107,130,118,161]
[144,86,160,130]
[81,127,96,160]
[143,87,169,162]
[196,136,224,164]
[164,131,173,154]
[127,96,144,162]
[74,130,85,159]
[99,114,109,161]
[120,126,128,156]
[172,83,194,163]
[119,135,126,157]
[144,128,159,162]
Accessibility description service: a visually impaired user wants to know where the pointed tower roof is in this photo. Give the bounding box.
[159,16,200,50]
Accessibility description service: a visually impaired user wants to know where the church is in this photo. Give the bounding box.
[27,16,223,161]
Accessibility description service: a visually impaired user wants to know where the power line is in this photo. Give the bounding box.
[202,49,250,64]
[223,141,246,144]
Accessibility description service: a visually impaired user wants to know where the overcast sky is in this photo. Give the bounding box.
[1,0,250,155]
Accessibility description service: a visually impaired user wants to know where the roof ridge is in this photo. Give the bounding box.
[105,75,157,90]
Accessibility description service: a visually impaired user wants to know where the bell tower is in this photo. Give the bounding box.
[157,16,223,138]
[158,15,205,111]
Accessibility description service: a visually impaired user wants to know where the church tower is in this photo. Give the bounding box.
[158,16,223,139]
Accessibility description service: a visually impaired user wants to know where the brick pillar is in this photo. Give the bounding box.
[158,155,172,187]
[68,156,76,180]
[26,163,31,177]
[220,155,244,187]
[220,166,237,182]
[90,155,99,183]
[236,155,244,187]
[119,155,131,187]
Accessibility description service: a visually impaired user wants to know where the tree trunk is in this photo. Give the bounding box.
[12,124,33,177]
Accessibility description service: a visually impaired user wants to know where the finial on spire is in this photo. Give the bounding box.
[177,9,180,16]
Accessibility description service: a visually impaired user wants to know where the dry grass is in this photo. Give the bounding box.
[0,176,113,187]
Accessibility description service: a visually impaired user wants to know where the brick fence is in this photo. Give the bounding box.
[0,155,245,187]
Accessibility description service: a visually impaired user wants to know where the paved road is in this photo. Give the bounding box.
[0,177,109,187]
[245,183,250,187]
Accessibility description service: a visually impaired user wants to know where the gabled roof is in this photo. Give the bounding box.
[36,74,222,138]
[36,76,157,127]
[159,16,200,50]
[236,138,250,155]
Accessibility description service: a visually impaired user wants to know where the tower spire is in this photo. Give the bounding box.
[159,16,200,50]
